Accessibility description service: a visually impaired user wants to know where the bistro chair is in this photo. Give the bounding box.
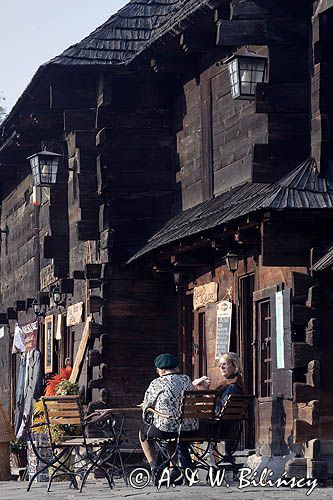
[180,394,254,473]
[144,390,217,479]
[145,391,253,481]
[25,395,120,492]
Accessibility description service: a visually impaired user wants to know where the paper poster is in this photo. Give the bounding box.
[215,300,232,359]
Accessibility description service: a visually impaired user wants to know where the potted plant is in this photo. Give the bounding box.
[10,438,28,468]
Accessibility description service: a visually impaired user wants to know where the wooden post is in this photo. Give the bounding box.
[0,402,15,480]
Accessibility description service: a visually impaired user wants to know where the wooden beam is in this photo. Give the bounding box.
[171,254,206,267]
[97,73,112,109]
[179,33,212,54]
[217,18,307,46]
[255,83,308,114]
[306,360,320,387]
[64,109,96,132]
[150,58,192,74]
[69,317,92,383]
[293,382,319,403]
[297,400,320,427]
[292,342,316,369]
[306,319,320,348]
[294,419,318,444]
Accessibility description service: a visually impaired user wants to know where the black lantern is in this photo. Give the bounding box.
[225,252,239,274]
[32,298,45,317]
[173,271,181,291]
[51,285,62,306]
[226,53,267,99]
[27,150,61,186]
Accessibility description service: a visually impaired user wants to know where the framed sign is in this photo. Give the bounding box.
[275,290,285,369]
[215,300,232,359]
[193,282,218,310]
[44,315,54,374]
[67,302,83,327]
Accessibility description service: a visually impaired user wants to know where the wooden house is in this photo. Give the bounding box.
[1,0,333,478]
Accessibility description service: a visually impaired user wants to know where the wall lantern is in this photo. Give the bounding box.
[173,271,181,292]
[27,150,62,186]
[225,252,239,274]
[32,298,45,317]
[226,53,267,99]
[50,285,62,306]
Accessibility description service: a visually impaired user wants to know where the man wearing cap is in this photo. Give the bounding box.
[139,353,198,476]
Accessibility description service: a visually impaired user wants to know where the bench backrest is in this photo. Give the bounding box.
[42,395,83,444]
[181,390,217,420]
[216,394,254,441]
[218,394,253,421]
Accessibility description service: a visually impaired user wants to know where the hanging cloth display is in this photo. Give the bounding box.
[16,349,43,439]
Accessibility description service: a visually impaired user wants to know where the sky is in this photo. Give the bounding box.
[1,0,128,113]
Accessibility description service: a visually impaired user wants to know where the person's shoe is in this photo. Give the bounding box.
[151,465,162,486]
[170,467,184,486]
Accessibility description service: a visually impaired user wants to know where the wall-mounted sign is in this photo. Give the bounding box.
[215,300,232,359]
[67,302,84,327]
[44,315,54,374]
[193,282,218,310]
[12,320,38,353]
[40,263,57,290]
[275,290,285,369]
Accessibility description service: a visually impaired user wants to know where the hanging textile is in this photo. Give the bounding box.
[16,349,44,439]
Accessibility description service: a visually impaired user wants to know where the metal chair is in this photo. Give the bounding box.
[180,394,254,473]
[144,390,217,480]
[26,395,119,492]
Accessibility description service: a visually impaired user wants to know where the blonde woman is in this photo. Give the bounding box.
[215,352,245,414]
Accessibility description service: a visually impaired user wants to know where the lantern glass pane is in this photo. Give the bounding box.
[30,155,41,186]
[228,58,241,98]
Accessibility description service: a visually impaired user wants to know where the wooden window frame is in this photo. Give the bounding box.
[253,284,282,400]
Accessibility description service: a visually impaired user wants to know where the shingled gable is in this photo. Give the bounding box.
[0,0,197,132]
[127,158,333,263]
[48,0,191,66]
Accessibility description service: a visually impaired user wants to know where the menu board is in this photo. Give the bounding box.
[215,300,232,359]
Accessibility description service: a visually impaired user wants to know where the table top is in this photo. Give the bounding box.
[94,407,142,415]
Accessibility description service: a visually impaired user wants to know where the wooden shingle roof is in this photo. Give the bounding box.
[48,0,190,66]
[1,0,204,132]
[127,158,333,263]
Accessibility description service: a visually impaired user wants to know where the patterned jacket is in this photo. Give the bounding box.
[142,373,198,432]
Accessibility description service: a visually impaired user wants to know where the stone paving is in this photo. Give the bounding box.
[0,477,332,500]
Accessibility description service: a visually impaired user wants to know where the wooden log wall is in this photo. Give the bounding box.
[174,77,204,209]
[316,273,333,440]
[80,74,177,406]
[310,4,333,173]
[214,0,311,184]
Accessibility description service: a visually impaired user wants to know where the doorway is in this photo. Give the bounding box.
[239,274,255,448]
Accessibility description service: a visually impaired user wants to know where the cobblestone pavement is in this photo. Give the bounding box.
[0,478,332,500]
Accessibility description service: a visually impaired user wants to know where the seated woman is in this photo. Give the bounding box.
[139,353,198,476]
[214,352,245,415]
[179,352,245,467]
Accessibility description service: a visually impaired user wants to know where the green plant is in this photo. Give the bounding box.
[10,438,27,453]
[56,379,79,395]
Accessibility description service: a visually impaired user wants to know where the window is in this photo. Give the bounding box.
[257,299,272,398]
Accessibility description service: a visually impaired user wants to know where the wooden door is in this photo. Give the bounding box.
[192,307,207,379]
[239,274,255,448]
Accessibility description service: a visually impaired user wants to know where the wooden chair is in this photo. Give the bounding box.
[26,395,119,492]
[144,390,217,475]
[213,394,254,465]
